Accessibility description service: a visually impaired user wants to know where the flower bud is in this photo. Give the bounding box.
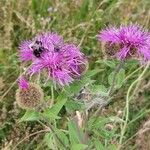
[16,83,44,109]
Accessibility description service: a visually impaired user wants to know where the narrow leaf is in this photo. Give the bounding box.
[43,92,67,120]
[71,144,88,150]
[19,110,40,122]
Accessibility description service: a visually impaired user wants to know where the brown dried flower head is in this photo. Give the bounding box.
[16,83,44,109]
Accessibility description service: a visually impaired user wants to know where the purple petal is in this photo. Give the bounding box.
[19,40,33,61]
[18,77,29,90]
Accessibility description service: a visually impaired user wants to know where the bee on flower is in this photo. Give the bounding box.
[19,32,88,86]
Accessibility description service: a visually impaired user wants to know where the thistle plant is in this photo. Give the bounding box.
[13,24,150,149]
[1,1,150,149]
[98,24,150,102]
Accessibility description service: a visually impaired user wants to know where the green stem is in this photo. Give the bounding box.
[128,109,150,125]
[118,61,150,149]
[51,84,54,106]
[124,65,143,82]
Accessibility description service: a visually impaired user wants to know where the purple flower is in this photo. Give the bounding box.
[19,32,87,86]
[18,77,29,90]
[98,24,150,61]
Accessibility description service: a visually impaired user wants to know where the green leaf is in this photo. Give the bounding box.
[96,60,116,68]
[68,120,83,144]
[44,130,69,149]
[88,117,117,140]
[50,93,67,115]
[64,76,95,96]
[126,59,138,68]
[108,69,125,88]
[43,92,67,120]
[108,71,114,85]
[44,133,57,149]
[19,110,40,122]
[86,69,104,77]
[65,69,102,96]
[109,116,124,123]
[94,139,105,150]
[42,110,61,120]
[107,144,117,150]
[79,0,89,19]
[71,144,88,150]
[65,99,84,112]
[91,84,108,96]
[116,69,125,88]
[56,130,69,147]
[64,82,84,96]
[88,117,109,130]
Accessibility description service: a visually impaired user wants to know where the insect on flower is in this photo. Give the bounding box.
[30,40,45,58]
[19,32,88,86]
[54,45,61,52]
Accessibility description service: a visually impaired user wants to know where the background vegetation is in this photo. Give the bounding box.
[0,0,150,149]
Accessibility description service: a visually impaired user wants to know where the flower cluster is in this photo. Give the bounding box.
[98,24,150,62]
[19,33,88,86]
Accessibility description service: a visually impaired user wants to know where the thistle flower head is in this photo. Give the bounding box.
[98,24,150,62]
[16,83,44,109]
[19,32,87,86]
[29,43,87,86]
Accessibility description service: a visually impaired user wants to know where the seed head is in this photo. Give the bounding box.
[16,83,44,109]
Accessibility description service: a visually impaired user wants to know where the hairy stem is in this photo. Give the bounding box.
[118,61,150,149]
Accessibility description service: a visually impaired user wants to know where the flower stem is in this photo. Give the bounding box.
[51,84,54,106]
[118,61,150,149]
